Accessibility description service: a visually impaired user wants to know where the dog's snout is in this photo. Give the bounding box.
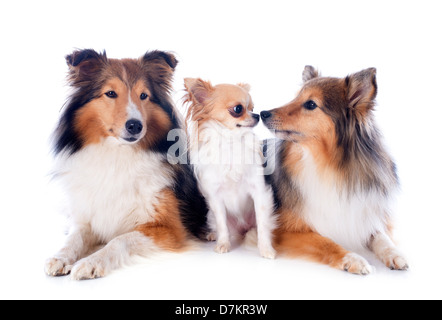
[126,119,143,135]
[252,113,260,122]
[260,111,272,120]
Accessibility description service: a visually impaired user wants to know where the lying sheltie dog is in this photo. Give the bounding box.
[45,49,208,280]
[183,79,276,258]
[261,66,408,275]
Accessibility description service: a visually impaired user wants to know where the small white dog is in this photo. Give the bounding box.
[184,78,276,259]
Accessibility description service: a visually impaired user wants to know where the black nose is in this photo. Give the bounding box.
[126,119,143,135]
[252,113,260,122]
[260,111,272,120]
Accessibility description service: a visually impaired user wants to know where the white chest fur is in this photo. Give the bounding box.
[190,123,265,217]
[54,138,173,243]
[298,149,392,250]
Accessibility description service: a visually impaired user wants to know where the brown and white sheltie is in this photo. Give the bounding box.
[45,49,208,280]
[261,66,408,275]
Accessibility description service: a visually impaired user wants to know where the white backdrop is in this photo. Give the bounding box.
[1,0,441,300]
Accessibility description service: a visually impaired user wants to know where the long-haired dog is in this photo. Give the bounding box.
[261,66,408,274]
[184,79,276,259]
[45,49,208,280]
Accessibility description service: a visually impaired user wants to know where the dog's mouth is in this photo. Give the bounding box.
[119,131,145,144]
[118,135,142,144]
[123,137,139,143]
[237,123,258,128]
[275,129,302,135]
[117,118,146,144]
[273,129,304,142]
[237,117,259,128]
[262,114,304,141]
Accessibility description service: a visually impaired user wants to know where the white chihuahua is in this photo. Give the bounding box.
[184,78,276,259]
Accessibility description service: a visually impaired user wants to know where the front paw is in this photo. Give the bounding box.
[45,257,73,277]
[259,244,276,260]
[71,258,107,281]
[215,240,231,254]
[341,253,374,276]
[382,250,409,271]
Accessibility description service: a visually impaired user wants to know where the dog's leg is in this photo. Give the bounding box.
[368,232,409,271]
[205,195,230,253]
[71,222,187,280]
[205,210,217,242]
[202,187,231,253]
[252,185,277,259]
[70,231,157,280]
[212,204,231,254]
[45,224,96,276]
[71,188,187,280]
[276,231,374,275]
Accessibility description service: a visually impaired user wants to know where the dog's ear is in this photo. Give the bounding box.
[65,49,107,82]
[237,83,251,92]
[184,78,214,104]
[303,65,320,82]
[141,51,178,93]
[346,68,377,112]
[142,51,178,70]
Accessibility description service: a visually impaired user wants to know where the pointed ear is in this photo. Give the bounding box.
[65,49,107,81]
[142,50,178,70]
[346,68,377,111]
[184,78,214,104]
[237,83,251,92]
[302,65,320,82]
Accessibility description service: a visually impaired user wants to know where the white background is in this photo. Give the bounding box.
[1,0,441,300]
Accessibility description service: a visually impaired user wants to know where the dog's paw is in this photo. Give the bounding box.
[341,253,374,276]
[215,241,231,254]
[381,250,409,271]
[206,232,217,242]
[45,257,73,277]
[259,244,277,260]
[71,258,107,281]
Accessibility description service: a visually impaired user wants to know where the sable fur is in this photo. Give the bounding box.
[261,66,408,274]
[46,49,208,280]
[55,50,180,155]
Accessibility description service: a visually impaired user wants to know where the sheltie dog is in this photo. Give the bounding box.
[45,49,208,280]
[184,79,276,259]
[261,66,408,274]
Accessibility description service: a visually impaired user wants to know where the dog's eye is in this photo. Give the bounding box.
[303,100,318,111]
[234,105,243,114]
[229,105,245,118]
[105,91,118,99]
[140,93,149,101]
